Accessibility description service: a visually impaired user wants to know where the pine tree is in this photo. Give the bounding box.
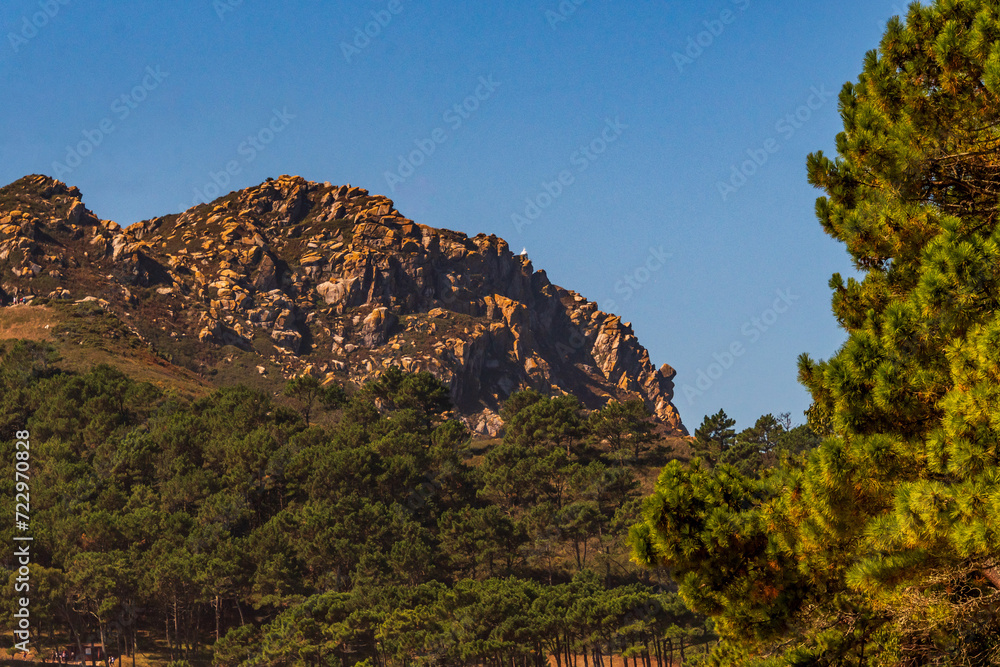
[724,413,786,474]
[634,2,1000,663]
[587,399,656,461]
[690,409,736,468]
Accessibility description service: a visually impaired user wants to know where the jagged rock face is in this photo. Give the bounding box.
[0,174,687,435]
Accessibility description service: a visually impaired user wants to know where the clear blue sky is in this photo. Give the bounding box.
[0,0,909,431]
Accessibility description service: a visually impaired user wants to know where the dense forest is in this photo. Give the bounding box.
[0,336,728,667]
[0,334,819,667]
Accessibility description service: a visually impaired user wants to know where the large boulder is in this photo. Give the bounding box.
[359,307,398,347]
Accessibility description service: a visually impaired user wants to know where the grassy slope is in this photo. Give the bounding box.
[0,303,211,401]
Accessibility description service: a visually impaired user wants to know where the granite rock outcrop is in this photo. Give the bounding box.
[0,174,686,435]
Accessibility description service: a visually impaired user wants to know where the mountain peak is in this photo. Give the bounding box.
[0,175,686,435]
[1,173,81,200]
[0,174,89,230]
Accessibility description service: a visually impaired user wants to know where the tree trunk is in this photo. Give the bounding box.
[981,566,1000,590]
[165,615,172,662]
[65,606,85,662]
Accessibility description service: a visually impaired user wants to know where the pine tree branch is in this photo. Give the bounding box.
[925,145,1000,162]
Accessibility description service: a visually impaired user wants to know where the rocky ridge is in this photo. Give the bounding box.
[0,174,686,435]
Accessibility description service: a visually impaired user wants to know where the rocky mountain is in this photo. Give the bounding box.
[0,174,686,435]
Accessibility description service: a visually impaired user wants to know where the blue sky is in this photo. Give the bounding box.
[0,0,909,431]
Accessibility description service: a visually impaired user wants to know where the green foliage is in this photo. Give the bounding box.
[587,398,656,461]
[242,575,705,667]
[691,409,736,468]
[726,413,820,475]
[283,374,346,426]
[503,392,585,455]
[635,2,1000,663]
[499,387,545,423]
[0,344,702,666]
[365,365,450,416]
